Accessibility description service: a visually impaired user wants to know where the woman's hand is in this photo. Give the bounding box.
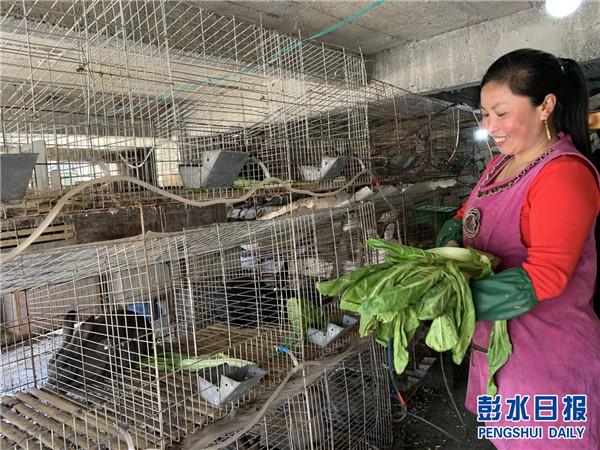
[445,240,461,248]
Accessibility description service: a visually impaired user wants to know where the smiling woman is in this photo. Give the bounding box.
[437,48,600,450]
[480,81,558,179]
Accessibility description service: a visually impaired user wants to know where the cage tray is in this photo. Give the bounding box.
[197,363,266,406]
[0,153,39,201]
[307,315,358,347]
[179,150,249,188]
[300,156,349,181]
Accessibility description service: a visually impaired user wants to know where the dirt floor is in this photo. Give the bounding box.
[393,355,496,450]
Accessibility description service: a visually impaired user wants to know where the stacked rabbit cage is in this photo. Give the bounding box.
[0,0,370,221]
[0,2,484,449]
[0,203,385,449]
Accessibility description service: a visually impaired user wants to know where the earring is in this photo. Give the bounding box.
[543,118,551,141]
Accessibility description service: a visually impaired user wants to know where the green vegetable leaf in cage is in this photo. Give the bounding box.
[285,298,330,350]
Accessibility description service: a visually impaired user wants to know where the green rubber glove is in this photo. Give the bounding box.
[470,267,538,321]
[436,218,463,247]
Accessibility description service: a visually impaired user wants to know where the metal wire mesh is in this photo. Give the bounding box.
[0,1,480,225]
[0,202,378,448]
[0,3,482,448]
[0,0,371,218]
[205,339,393,450]
[367,182,470,250]
[364,81,481,185]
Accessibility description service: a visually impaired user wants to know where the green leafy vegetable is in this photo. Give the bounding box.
[317,263,391,297]
[141,352,254,374]
[286,297,330,350]
[316,239,512,395]
[487,320,512,396]
[417,281,452,320]
[425,314,459,352]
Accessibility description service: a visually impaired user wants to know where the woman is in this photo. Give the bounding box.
[437,49,600,449]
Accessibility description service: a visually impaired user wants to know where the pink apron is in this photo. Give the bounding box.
[463,134,600,449]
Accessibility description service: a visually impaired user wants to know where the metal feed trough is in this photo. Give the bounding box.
[179,151,250,189]
[197,364,267,407]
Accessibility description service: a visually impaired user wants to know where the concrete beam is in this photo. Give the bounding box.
[372,2,600,94]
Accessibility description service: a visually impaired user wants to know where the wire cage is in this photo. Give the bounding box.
[0,202,378,449]
[202,339,393,450]
[368,182,470,250]
[0,1,371,218]
[0,3,484,447]
[258,341,393,450]
[365,81,481,185]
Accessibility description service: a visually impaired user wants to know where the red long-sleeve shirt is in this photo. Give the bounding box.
[456,155,600,300]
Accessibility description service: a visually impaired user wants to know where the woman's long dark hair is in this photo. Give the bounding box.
[481,48,591,158]
[481,49,599,317]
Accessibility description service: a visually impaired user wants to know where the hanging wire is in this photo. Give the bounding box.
[386,340,466,444]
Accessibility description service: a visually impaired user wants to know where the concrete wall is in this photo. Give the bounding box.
[372,2,600,94]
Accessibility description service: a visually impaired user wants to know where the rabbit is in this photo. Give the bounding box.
[47,308,152,391]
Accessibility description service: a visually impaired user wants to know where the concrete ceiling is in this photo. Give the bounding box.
[2,1,597,115]
[193,1,535,55]
[192,1,600,105]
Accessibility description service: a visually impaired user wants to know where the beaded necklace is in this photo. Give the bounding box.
[477,146,556,199]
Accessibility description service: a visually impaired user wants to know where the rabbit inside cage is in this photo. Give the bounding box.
[46,307,153,392]
[0,203,377,449]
